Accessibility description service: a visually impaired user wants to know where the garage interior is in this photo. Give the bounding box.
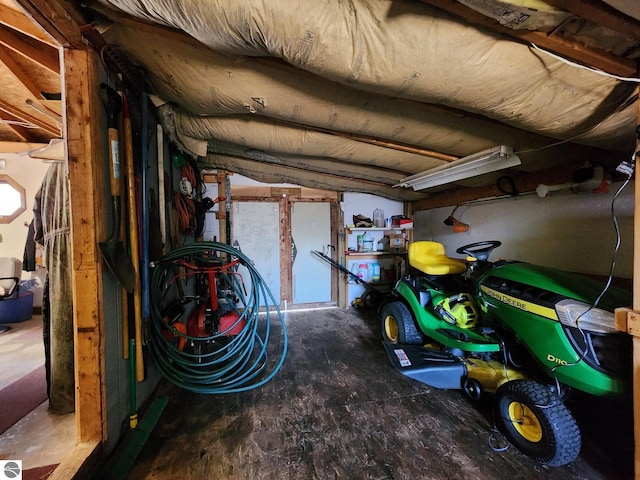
[0,0,639,479]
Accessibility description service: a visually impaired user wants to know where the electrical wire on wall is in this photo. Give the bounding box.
[149,242,288,394]
[547,158,634,388]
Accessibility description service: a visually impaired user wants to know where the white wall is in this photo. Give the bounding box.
[343,192,403,226]
[0,153,51,284]
[414,180,634,278]
[201,173,300,242]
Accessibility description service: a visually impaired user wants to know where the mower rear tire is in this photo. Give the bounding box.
[494,380,581,467]
[381,301,424,345]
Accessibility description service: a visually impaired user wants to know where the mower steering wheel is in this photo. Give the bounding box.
[456,241,502,261]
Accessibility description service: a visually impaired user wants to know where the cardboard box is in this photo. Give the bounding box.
[386,233,406,250]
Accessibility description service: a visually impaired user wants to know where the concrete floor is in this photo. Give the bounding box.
[124,307,633,480]
[0,315,75,472]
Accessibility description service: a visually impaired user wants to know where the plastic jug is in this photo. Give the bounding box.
[373,208,385,228]
[357,263,369,282]
[362,232,374,252]
[371,262,381,283]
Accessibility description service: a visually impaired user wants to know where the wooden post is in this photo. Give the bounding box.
[63,48,106,444]
[218,171,229,245]
[633,89,640,479]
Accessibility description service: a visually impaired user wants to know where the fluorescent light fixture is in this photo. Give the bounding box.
[395,145,521,191]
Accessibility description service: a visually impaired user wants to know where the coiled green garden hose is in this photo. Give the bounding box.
[149,242,287,393]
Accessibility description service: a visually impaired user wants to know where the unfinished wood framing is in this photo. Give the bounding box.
[0,24,60,74]
[420,0,638,77]
[64,47,106,446]
[633,93,640,478]
[279,195,292,304]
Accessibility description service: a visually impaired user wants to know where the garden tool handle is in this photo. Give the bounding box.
[123,96,145,382]
[108,126,121,196]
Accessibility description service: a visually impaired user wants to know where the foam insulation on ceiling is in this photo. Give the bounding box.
[103,22,632,164]
[94,0,638,199]
[201,153,425,201]
[169,107,445,174]
[97,0,635,146]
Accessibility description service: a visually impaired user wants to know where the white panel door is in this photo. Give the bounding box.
[291,202,331,304]
[232,201,281,304]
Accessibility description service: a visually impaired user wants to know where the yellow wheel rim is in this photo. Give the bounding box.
[384,315,399,342]
[508,401,542,443]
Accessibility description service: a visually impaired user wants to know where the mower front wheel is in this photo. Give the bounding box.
[494,380,581,467]
[380,301,424,345]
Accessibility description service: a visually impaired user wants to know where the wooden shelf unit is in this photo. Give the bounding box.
[342,227,413,308]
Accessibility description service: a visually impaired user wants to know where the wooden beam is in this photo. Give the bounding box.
[0,4,57,46]
[12,0,87,49]
[632,88,640,480]
[0,141,46,153]
[64,47,107,445]
[0,110,31,142]
[421,0,638,77]
[0,99,60,137]
[0,46,44,99]
[543,0,640,40]
[89,2,205,49]
[279,195,291,304]
[0,24,60,74]
[411,161,585,211]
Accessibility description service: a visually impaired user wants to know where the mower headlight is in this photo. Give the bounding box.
[555,299,617,334]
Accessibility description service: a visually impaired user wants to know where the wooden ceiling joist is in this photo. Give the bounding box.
[412,161,592,211]
[0,110,32,142]
[12,0,87,49]
[0,24,60,74]
[0,46,44,99]
[0,99,60,137]
[543,0,640,40]
[421,0,639,77]
[0,4,57,46]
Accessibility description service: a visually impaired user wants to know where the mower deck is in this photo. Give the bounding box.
[382,342,465,389]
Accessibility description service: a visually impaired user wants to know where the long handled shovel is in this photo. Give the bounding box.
[123,95,145,382]
[99,84,136,294]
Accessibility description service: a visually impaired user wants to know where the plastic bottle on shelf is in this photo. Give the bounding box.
[373,208,385,228]
[371,262,381,282]
[362,232,373,252]
[357,263,369,282]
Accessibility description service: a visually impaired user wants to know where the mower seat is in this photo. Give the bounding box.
[408,241,467,276]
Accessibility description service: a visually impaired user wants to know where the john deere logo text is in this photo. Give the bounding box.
[481,285,527,310]
[480,285,558,321]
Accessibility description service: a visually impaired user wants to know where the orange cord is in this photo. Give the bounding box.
[174,191,195,234]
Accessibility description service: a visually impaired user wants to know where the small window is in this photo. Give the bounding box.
[0,174,26,224]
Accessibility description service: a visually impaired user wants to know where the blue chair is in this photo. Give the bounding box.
[0,257,22,334]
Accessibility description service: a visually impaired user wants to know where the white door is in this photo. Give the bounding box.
[291,202,331,304]
[232,201,281,304]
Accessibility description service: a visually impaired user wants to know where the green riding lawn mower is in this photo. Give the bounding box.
[380,240,632,467]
